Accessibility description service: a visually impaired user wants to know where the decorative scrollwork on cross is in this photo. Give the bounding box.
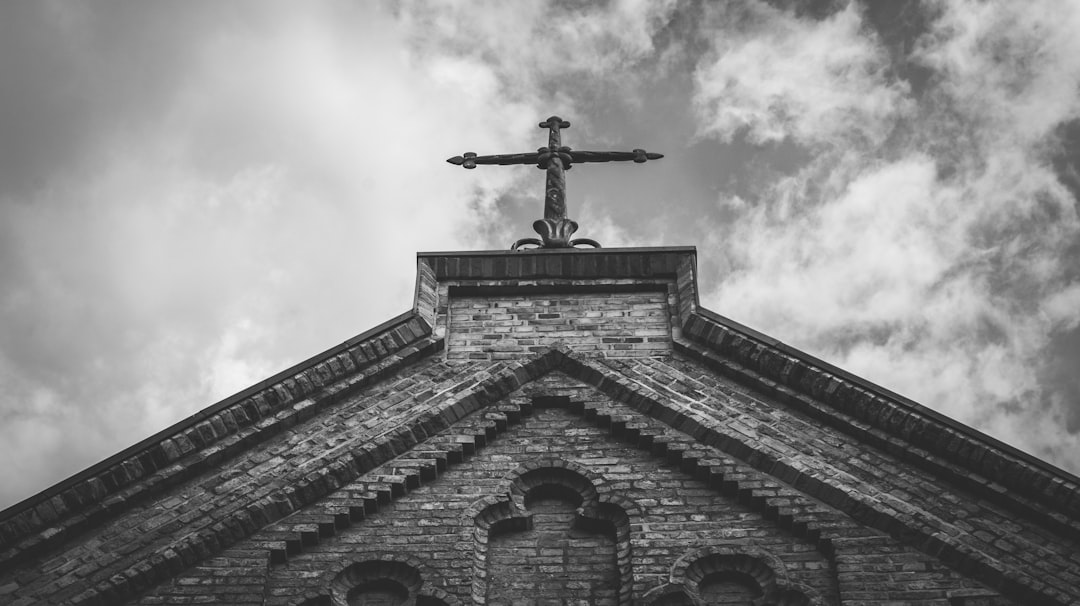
[448,116,663,249]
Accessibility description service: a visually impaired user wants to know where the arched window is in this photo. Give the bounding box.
[646,547,820,606]
[697,569,763,605]
[486,482,620,604]
[345,578,410,606]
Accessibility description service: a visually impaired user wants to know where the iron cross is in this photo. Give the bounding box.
[448,116,663,249]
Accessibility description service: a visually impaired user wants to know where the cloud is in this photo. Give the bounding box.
[697,0,1080,469]
[693,1,911,146]
[0,0,694,507]
[0,1,543,506]
[397,0,681,114]
[1,0,1078,510]
[914,0,1080,145]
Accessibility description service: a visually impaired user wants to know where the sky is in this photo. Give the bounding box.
[1,0,1079,510]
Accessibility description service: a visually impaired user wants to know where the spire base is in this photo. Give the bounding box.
[509,218,601,250]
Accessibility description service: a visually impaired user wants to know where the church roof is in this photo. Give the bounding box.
[2,246,1079,605]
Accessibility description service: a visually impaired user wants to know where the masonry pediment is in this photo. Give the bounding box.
[2,247,1078,605]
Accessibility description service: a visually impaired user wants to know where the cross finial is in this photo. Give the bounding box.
[448,116,663,249]
[539,116,570,131]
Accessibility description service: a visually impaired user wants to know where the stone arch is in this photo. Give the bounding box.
[643,546,825,606]
[641,583,698,606]
[322,555,459,606]
[504,457,607,509]
[469,459,636,605]
[672,545,789,598]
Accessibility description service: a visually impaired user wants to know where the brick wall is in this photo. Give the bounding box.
[141,373,1012,605]
[446,291,672,361]
[486,493,619,604]
[165,378,840,605]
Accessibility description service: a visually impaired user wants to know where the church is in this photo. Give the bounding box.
[0,118,1077,605]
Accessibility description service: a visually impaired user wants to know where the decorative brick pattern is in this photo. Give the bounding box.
[0,348,1058,604]
[558,353,1072,604]
[678,311,1080,521]
[134,549,270,606]
[831,537,1014,606]
[415,248,1080,522]
[487,495,619,604]
[139,371,1025,605]
[0,352,562,605]
[236,378,842,605]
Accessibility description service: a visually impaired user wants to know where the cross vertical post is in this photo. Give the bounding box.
[539,116,570,221]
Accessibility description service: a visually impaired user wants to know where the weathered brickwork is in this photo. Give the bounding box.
[487,495,619,604]
[0,313,435,567]
[0,347,1060,604]
[153,378,838,605]
[3,246,1078,606]
[138,373,1025,606]
[419,250,1080,524]
[447,291,672,361]
[677,311,1080,521]
[567,355,1077,603]
[831,537,1014,606]
[0,355,511,605]
[133,549,270,606]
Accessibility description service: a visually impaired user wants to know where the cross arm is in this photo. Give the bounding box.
[447,151,542,169]
[447,148,662,169]
[566,149,664,165]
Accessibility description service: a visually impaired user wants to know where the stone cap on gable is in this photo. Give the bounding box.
[416,245,698,275]
[415,246,700,352]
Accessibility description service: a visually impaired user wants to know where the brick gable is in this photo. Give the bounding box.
[1,247,1076,606]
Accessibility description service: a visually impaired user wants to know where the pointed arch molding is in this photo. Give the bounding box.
[467,458,638,605]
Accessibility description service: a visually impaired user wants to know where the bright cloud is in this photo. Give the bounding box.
[0,2,537,506]
[693,1,911,146]
[701,0,1080,468]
